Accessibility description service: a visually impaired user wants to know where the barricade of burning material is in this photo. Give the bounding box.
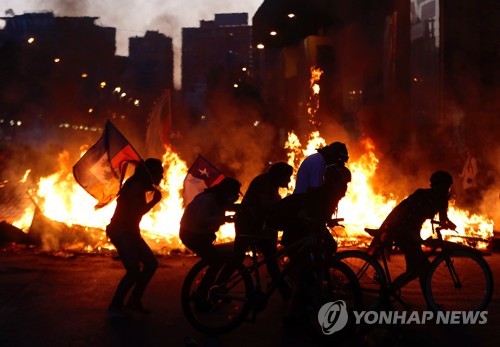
[26,206,186,256]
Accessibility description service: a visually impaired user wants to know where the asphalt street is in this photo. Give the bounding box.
[0,249,499,347]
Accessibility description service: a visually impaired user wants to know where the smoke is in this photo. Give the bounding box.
[177,87,276,191]
[2,0,262,88]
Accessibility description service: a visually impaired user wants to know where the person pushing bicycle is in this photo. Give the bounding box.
[374,170,457,291]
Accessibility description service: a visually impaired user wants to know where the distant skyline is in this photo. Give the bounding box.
[1,0,263,88]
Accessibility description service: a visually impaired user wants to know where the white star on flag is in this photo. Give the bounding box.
[198,168,209,177]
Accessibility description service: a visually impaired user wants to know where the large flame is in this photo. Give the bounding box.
[10,132,494,252]
[9,67,494,253]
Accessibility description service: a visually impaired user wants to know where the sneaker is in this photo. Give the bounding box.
[107,304,130,318]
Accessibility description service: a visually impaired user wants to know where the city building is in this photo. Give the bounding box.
[125,30,174,140]
[252,0,498,161]
[0,12,175,149]
[181,13,253,121]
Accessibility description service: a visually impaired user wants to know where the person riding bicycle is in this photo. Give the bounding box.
[293,141,349,194]
[375,170,457,290]
[230,162,293,300]
[179,177,241,310]
[267,149,351,325]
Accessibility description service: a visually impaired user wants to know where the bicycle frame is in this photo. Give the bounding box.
[220,220,339,305]
[227,230,318,298]
[370,220,483,298]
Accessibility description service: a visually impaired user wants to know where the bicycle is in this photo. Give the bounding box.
[181,218,362,335]
[336,220,493,314]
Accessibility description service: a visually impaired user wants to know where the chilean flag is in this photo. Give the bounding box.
[182,155,225,205]
[73,120,141,209]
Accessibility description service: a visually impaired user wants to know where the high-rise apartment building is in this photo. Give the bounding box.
[181,13,253,120]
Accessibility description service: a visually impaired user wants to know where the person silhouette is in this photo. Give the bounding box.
[106,158,164,318]
[230,162,293,300]
[267,160,352,326]
[294,141,349,194]
[377,170,457,289]
[179,177,241,310]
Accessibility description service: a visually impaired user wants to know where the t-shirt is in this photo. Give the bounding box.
[293,152,326,194]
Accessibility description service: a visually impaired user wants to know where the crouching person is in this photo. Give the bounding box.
[179,177,241,310]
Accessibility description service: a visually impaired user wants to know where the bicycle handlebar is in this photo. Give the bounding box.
[430,220,459,242]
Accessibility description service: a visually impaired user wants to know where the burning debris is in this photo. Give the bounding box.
[1,67,496,255]
[1,128,494,255]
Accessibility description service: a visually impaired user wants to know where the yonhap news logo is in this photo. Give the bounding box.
[317,300,349,335]
[318,300,488,335]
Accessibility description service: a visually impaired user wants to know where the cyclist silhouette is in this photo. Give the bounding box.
[294,141,349,194]
[231,162,293,300]
[179,177,241,310]
[267,149,351,326]
[375,170,457,290]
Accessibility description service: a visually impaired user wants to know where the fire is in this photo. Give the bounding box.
[284,130,326,195]
[283,131,494,248]
[307,67,323,127]
[8,65,494,253]
[11,144,238,253]
[10,131,494,252]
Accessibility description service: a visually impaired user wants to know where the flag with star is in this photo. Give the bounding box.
[73,120,142,209]
[183,155,225,205]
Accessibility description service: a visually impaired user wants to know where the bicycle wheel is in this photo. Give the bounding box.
[306,259,362,341]
[425,249,494,312]
[336,250,387,311]
[181,260,253,334]
[326,259,362,310]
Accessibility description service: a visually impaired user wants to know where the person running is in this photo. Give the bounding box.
[106,158,164,318]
